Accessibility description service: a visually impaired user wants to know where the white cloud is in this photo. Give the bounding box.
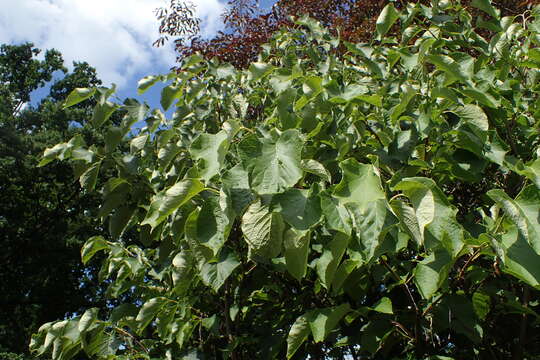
[0,0,225,88]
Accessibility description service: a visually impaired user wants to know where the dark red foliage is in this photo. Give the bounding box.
[159,0,540,69]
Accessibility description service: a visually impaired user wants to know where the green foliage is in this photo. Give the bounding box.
[0,43,105,355]
[33,1,540,359]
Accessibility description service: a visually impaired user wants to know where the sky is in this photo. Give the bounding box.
[0,0,228,107]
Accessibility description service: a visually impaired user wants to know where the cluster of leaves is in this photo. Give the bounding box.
[156,0,540,68]
[32,1,540,359]
[0,43,108,355]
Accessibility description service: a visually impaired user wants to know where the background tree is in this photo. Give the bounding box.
[32,1,540,359]
[0,43,105,356]
[155,0,540,68]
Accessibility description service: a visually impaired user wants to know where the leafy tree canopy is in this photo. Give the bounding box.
[155,0,540,68]
[33,1,540,359]
[0,43,105,355]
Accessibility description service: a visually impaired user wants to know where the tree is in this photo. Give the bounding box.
[155,0,540,68]
[0,43,105,355]
[32,1,540,359]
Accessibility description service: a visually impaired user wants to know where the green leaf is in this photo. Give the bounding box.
[130,134,148,153]
[471,0,499,19]
[221,164,255,215]
[390,85,416,122]
[393,177,464,257]
[284,229,310,281]
[248,62,275,81]
[316,232,349,289]
[414,248,453,299]
[459,87,500,108]
[78,308,99,332]
[348,198,396,262]
[472,292,491,320]
[450,104,489,141]
[79,161,101,191]
[333,159,385,207]
[240,130,303,195]
[272,188,321,230]
[200,250,240,291]
[426,55,470,83]
[320,193,352,235]
[241,198,285,259]
[137,75,160,95]
[190,130,229,182]
[141,179,205,230]
[307,303,351,342]
[390,199,423,246]
[81,236,108,265]
[286,315,310,359]
[488,186,540,254]
[499,225,540,287]
[136,297,167,333]
[109,206,136,239]
[376,4,399,40]
[372,297,393,314]
[92,101,118,127]
[185,195,233,264]
[301,159,331,182]
[63,88,96,108]
[161,84,182,111]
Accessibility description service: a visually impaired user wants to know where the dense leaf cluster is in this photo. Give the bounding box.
[33,1,540,359]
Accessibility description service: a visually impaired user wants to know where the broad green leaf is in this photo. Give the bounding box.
[450,104,489,141]
[376,4,399,40]
[333,159,385,207]
[161,84,182,111]
[390,85,416,122]
[92,101,118,127]
[426,55,470,83]
[301,159,331,182]
[390,199,423,246]
[248,62,275,81]
[320,193,352,235]
[472,0,499,19]
[81,236,108,265]
[63,88,96,108]
[499,225,540,287]
[221,164,254,215]
[142,179,205,230]
[414,248,453,299]
[104,127,123,153]
[241,198,285,259]
[286,315,310,359]
[459,87,500,108]
[393,177,464,257]
[137,75,160,95]
[307,303,351,342]
[316,232,349,289]
[372,297,393,314]
[272,188,321,230]
[189,130,229,182]
[185,195,233,264]
[78,308,99,332]
[136,297,167,333]
[79,161,101,191]
[200,250,240,291]
[240,130,303,195]
[351,199,397,262]
[488,186,540,254]
[130,134,148,153]
[472,292,491,320]
[284,229,310,281]
[109,206,136,239]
